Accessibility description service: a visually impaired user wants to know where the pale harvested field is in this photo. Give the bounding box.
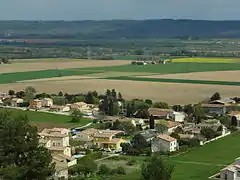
[0,60,130,73]
[18,75,97,83]
[19,72,155,83]
[139,70,240,82]
[1,79,240,104]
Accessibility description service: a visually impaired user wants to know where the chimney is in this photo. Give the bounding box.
[149,115,155,129]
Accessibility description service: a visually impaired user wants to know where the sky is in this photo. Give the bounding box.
[0,0,240,21]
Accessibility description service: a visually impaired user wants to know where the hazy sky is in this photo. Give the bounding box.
[1,0,240,20]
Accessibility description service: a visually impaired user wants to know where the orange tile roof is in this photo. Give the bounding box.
[93,130,124,138]
[158,135,176,142]
[201,104,225,108]
[228,111,240,116]
[80,128,98,136]
[167,121,180,128]
[97,138,123,144]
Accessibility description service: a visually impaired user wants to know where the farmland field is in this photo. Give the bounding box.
[0,59,130,73]
[1,79,240,104]
[0,108,91,130]
[1,59,240,104]
[172,57,240,63]
[140,70,240,82]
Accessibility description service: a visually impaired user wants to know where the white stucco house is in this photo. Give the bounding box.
[170,111,186,122]
[11,98,24,107]
[41,98,53,107]
[220,158,240,180]
[151,134,178,153]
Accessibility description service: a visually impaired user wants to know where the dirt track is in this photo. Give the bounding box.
[139,70,240,82]
[1,79,239,104]
[0,60,130,73]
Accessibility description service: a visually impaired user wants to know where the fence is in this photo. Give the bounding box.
[200,131,231,146]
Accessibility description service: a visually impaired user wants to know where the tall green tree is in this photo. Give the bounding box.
[111,89,117,100]
[210,92,221,102]
[24,86,37,102]
[70,109,83,123]
[70,156,97,177]
[153,102,169,109]
[142,156,174,180]
[0,111,55,180]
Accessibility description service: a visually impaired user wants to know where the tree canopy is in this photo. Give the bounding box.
[142,156,174,180]
[210,92,221,102]
[0,111,55,180]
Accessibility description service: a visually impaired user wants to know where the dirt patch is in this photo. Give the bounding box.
[18,75,97,83]
[139,70,240,82]
[0,60,130,74]
[31,122,74,131]
[1,79,240,105]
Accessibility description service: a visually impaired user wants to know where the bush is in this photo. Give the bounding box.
[88,151,103,160]
[111,166,126,175]
[98,164,110,175]
[127,159,136,166]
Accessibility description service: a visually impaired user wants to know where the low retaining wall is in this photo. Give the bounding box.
[200,132,231,146]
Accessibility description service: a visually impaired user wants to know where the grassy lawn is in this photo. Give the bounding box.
[105,132,240,180]
[85,62,240,74]
[105,76,240,86]
[0,107,91,129]
[0,69,101,84]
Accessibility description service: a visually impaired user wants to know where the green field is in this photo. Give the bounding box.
[0,69,102,84]
[112,132,240,180]
[86,62,240,73]
[1,62,240,85]
[0,108,91,127]
[105,76,240,86]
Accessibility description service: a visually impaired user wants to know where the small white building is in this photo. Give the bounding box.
[171,111,186,122]
[220,158,240,180]
[151,134,178,153]
[41,98,53,107]
[11,98,24,107]
[50,105,70,112]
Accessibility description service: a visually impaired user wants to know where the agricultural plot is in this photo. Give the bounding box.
[1,79,239,104]
[105,76,240,86]
[141,70,240,82]
[172,57,240,63]
[0,108,91,129]
[83,62,240,74]
[0,59,130,73]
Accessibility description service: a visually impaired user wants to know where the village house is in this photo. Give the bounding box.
[201,103,227,115]
[76,128,125,152]
[29,99,42,109]
[69,102,98,116]
[151,134,178,153]
[228,111,240,127]
[11,98,24,107]
[0,92,9,100]
[41,98,53,107]
[140,129,158,143]
[155,120,182,134]
[170,111,186,122]
[220,157,240,180]
[39,128,77,180]
[50,105,70,112]
[93,130,125,151]
[148,108,173,119]
[103,116,146,128]
[39,128,72,156]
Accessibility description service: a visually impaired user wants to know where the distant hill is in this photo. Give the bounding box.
[1,19,240,39]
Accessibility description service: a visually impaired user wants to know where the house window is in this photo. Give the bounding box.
[224,173,227,180]
[53,142,56,146]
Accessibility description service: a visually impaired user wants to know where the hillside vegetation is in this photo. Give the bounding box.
[1,20,240,38]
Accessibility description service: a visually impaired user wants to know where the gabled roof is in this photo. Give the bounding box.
[201,104,225,108]
[158,134,176,142]
[148,108,172,117]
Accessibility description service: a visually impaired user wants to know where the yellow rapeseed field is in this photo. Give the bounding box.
[172,57,240,63]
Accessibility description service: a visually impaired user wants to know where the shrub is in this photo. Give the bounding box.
[98,164,110,175]
[116,166,126,175]
[127,159,136,166]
